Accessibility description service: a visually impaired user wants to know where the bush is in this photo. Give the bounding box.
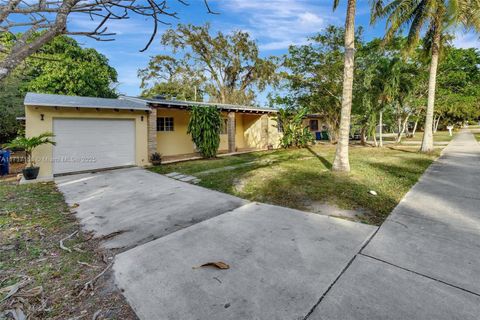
[187,105,222,158]
[274,108,313,148]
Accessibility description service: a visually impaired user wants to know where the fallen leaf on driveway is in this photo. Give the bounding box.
[70,203,80,209]
[193,261,230,270]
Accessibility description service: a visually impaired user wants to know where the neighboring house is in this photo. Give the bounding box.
[304,114,330,141]
[24,93,283,179]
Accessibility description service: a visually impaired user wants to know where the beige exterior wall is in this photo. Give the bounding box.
[268,115,283,149]
[25,105,149,179]
[155,108,282,157]
[156,108,195,156]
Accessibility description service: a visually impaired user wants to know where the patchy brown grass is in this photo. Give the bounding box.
[0,182,137,319]
[151,144,441,225]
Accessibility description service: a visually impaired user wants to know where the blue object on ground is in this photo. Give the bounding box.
[315,132,322,141]
[0,149,11,176]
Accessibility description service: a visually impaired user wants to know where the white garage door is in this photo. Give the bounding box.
[53,118,135,175]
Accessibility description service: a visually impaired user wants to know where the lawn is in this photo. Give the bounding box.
[150,144,441,225]
[403,130,455,142]
[0,182,135,319]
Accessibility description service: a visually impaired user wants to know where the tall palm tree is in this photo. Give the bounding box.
[332,0,357,172]
[371,0,480,152]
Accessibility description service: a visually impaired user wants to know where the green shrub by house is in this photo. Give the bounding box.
[187,105,222,158]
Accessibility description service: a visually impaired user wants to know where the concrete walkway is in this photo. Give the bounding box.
[309,130,480,319]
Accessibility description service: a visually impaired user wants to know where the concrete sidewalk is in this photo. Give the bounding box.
[114,203,376,320]
[309,130,480,319]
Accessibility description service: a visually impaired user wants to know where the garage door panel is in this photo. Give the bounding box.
[53,119,135,175]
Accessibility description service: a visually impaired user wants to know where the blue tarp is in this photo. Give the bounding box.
[0,150,10,176]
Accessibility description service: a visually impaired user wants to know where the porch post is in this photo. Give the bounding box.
[148,108,158,159]
[227,112,236,153]
[260,114,269,149]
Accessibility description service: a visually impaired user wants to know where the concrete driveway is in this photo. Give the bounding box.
[56,167,246,251]
[56,167,377,320]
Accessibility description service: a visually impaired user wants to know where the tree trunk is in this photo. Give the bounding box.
[412,118,419,137]
[0,0,78,82]
[379,110,383,147]
[420,19,441,152]
[434,116,441,132]
[332,0,356,172]
[373,131,378,147]
[360,126,366,145]
[396,114,410,143]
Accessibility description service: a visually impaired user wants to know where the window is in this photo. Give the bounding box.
[157,117,174,131]
[221,118,228,135]
[277,119,284,133]
[309,119,319,131]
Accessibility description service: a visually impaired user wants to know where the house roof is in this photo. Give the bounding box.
[124,96,278,114]
[24,92,150,111]
[24,92,277,114]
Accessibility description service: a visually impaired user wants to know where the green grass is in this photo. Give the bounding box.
[150,144,441,225]
[0,182,134,319]
[404,130,455,142]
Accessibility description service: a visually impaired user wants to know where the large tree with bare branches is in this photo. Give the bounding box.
[0,0,216,82]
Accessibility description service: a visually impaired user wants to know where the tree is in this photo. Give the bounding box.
[139,55,205,101]
[0,72,24,143]
[0,1,216,82]
[24,35,118,97]
[371,0,480,152]
[139,24,278,105]
[0,34,118,143]
[435,46,480,125]
[332,0,357,172]
[6,132,56,167]
[275,26,363,143]
[187,105,222,158]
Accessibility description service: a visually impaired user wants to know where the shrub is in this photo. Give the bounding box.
[274,107,313,148]
[187,105,222,158]
[6,132,56,167]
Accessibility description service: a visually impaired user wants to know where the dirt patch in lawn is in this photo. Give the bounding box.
[305,201,369,222]
[0,182,137,320]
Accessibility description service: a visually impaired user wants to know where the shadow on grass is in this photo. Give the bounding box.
[306,146,332,169]
[200,160,398,225]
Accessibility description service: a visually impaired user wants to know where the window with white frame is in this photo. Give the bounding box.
[157,117,174,131]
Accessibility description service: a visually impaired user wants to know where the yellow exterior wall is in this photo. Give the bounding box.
[243,114,264,149]
[156,108,195,156]
[25,105,149,179]
[268,116,283,149]
[155,108,282,157]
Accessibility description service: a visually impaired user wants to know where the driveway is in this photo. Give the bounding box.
[56,167,377,319]
[56,167,246,250]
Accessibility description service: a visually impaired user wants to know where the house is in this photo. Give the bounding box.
[303,114,331,141]
[24,93,283,179]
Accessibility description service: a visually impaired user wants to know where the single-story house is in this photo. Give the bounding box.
[24,93,287,179]
[24,93,330,179]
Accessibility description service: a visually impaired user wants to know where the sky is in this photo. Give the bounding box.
[68,0,480,105]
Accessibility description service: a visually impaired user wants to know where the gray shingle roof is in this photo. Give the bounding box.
[24,93,150,111]
[123,96,278,114]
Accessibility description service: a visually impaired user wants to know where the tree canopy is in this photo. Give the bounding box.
[139,24,278,105]
[0,34,118,143]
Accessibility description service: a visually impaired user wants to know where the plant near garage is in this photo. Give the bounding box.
[6,132,56,180]
[187,106,222,158]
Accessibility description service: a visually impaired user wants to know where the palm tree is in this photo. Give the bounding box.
[7,132,56,167]
[371,0,480,152]
[332,0,357,172]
